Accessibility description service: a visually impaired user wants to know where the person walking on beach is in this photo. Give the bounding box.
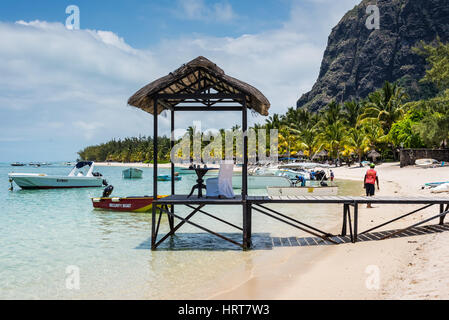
[330,170,334,185]
[364,163,379,208]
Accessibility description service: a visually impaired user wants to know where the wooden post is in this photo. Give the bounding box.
[247,202,252,242]
[242,97,250,249]
[353,203,358,243]
[243,200,248,250]
[242,97,248,198]
[171,109,175,197]
[243,201,252,249]
[169,109,175,232]
[341,204,348,236]
[440,204,445,225]
[151,98,158,250]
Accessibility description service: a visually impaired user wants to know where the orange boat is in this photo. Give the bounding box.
[91,195,168,212]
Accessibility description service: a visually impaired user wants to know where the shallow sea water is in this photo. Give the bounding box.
[0,163,362,299]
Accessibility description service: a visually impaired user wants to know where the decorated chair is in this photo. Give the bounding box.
[206,161,235,198]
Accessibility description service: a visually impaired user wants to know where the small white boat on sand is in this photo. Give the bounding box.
[415,158,439,168]
[430,183,449,193]
[9,161,107,190]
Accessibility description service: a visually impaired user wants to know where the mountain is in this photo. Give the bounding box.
[297,0,449,111]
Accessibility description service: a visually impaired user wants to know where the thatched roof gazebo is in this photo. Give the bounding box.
[314,150,328,159]
[127,56,270,250]
[367,150,381,162]
[128,56,270,116]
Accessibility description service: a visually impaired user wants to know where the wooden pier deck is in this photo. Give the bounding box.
[157,195,449,205]
[152,195,449,250]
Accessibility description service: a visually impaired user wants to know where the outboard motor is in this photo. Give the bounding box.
[315,170,328,181]
[102,179,108,186]
[102,185,114,198]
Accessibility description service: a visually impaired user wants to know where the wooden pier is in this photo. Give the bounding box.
[153,194,449,250]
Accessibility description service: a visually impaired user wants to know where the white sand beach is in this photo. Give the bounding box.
[206,162,449,300]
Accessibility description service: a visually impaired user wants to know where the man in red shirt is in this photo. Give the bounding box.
[364,163,379,208]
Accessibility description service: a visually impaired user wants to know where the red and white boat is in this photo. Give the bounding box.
[91,195,168,212]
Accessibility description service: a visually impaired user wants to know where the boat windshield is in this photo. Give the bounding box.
[69,162,95,177]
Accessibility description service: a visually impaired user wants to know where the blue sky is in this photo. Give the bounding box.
[0,0,360,162]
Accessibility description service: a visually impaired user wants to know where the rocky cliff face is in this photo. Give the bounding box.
[297,0,449,111]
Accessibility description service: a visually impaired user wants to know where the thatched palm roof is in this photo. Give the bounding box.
[127,56,270,116]
[316,150,328,157]
[367,150,381,158]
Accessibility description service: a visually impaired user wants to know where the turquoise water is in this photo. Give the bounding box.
[0,163,361,299]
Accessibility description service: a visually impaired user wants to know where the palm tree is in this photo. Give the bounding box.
[319,101,344,127]
[317,121,346,165]
[361,81,408,132]
[343,100,364,128]
[346,128,369,166]
[362,119,385,149]
[290,126,318,160]
[264,114,282,130]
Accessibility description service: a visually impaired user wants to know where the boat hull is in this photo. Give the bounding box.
[122,168,143,179]
[157,175,182,181]
[267,186,338,196]
[91,196,168,212]
[9,173,104,189]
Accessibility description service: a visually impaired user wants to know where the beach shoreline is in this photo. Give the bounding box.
[201,162,449,300]
[95,162,171,168]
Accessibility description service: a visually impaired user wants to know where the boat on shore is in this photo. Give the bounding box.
[122,167,143,179]
[430,183,449,193]
[8,161,107,189]
[91,195,168,212]
[415,158,439,168]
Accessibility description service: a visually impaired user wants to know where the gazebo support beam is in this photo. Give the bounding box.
[152,98,158,249]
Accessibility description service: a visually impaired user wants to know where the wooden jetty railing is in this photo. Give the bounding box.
[152,195,449,250]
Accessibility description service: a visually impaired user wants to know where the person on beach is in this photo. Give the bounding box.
[364,163,379,208]
[330,170,334,183]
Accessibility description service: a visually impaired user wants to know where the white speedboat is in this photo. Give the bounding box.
[9,161,106,189]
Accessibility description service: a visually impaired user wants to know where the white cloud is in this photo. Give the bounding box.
[176,0,236,22]
[73,121,105,140]
[0,0,360,161]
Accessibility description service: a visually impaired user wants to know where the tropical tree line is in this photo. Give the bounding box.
[78,40,449,164]
[78,136,172,163]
